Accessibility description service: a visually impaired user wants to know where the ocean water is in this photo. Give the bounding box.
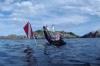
[0,38,100,66]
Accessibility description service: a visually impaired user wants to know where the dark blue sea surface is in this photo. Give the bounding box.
[0,38,100,66]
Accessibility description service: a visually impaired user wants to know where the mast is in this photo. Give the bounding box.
[28,22,31,39]
[51,24,55,32]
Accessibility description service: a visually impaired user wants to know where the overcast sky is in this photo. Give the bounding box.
[0,0,100,36]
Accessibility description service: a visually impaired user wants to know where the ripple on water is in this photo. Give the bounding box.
[0,51,10,57]
[0,64,5,66]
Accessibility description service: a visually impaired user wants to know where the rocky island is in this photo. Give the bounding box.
[81,30,100,38]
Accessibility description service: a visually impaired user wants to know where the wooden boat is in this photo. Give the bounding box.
[43,26,66,47]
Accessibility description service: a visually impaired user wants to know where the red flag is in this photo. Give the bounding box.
[24,22,33,39]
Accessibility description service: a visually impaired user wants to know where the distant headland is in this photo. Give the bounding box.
[0,30,100,39]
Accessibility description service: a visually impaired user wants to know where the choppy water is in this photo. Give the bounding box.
[0,38,100,66]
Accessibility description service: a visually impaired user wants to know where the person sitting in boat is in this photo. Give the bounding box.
[56,33,62,40]
[43,26,66,46]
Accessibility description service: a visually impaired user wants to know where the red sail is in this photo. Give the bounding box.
[24,22,33,39]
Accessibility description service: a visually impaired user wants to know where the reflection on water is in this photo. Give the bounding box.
[0,38,100,66]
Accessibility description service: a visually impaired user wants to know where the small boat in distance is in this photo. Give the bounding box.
[23,22,33,39]
[43,26,66,47]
